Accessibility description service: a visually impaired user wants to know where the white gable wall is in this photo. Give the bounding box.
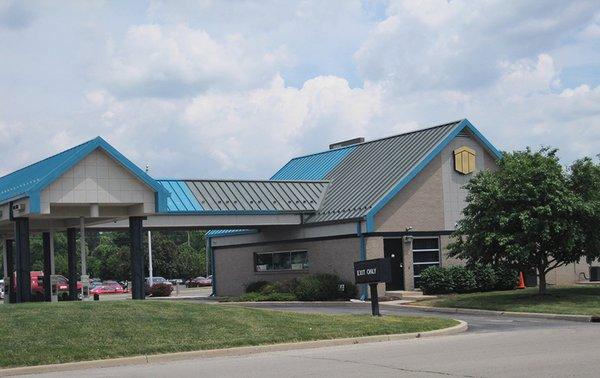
[40,149,155,214]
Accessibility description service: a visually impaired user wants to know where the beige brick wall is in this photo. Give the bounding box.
[214,237,360,296]
[374,155,444,232]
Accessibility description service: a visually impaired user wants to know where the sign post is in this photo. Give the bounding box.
[354,258,392,316]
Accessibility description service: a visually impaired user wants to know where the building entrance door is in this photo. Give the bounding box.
[383,238,404,291]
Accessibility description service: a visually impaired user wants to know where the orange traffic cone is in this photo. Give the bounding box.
[517,272,526,289]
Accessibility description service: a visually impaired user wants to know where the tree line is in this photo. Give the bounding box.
[1,230,207,281]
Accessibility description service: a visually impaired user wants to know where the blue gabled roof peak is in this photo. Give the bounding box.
[0,136,169,212]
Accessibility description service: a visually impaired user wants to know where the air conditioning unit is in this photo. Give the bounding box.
[590,267,600,282]
[12,203,25,213]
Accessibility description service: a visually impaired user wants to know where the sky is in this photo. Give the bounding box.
[0,0,599,179]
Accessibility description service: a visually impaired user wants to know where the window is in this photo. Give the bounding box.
[412,237,440,288]
[254,251,308,272]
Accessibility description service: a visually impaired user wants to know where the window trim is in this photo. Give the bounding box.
[253,250,309,273]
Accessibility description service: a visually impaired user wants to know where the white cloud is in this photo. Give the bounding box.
[0,0,599,181]
[104,24,288,97]
[181,74,381,175]
[78,74,381,178]
[355,0,598,93]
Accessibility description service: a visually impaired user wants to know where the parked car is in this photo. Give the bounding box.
[186,276,212,287]
[169,278,184,285]
[90,282,127,295]
[145,277,173,290]
[89,278,103,289]
[0,279,4,300]
[22,272,83,300]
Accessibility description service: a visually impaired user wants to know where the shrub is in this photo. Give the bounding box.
[237,292,297,301]
[469,263,497,292]
[447,266,477,293]
[493,264,519,291]
[272,278,300,294]
[292,273,345,301]
[419,266,453,294]
[338,280,358,300]
[259,283,278,295]
[245,280,269,293]
[293,276,323,301]
[149,283,172,297]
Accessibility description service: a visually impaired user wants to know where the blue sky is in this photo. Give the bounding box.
[0,0,599,179]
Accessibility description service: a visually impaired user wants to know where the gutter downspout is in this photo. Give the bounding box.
[357,221,367,300]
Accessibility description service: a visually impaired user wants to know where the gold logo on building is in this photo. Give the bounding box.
[454,146,476,175]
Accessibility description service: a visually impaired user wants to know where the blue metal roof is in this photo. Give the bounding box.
[157,179,328,214]
[209,146,355,237]
[270,146,356,180]
[0,136,169,213]
[265,119,502,229]
[206,229,257,237]
[158,180,203,212]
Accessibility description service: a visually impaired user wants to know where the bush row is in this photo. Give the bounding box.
[245,273,357,301]
[419,264,519,295]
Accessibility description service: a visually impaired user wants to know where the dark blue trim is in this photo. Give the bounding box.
[28,192,40,213]
[365,119,502,232]
[163,210,305,216]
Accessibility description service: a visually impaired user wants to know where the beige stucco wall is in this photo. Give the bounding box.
[40,149,155,214]
[439,235,599,286]
[214,237,360,296]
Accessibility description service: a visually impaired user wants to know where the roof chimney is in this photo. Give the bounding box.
[329,137,365,150]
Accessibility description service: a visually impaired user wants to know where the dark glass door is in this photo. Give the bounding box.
[383,238,404,290]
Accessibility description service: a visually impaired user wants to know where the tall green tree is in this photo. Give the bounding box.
[449,148,583,294]
[569,157,600,265]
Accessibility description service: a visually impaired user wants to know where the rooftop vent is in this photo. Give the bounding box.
[329,137,365,150]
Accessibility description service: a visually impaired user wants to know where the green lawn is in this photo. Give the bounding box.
[417,286,600,316]
[0,301,456,368]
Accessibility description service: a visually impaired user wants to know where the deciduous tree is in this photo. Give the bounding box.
[449,148,583,294]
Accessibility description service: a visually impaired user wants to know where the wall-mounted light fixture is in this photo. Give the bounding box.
[403,226,413,243]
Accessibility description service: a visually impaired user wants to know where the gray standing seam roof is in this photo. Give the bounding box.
[304,121,461,223]
[181,179,329,213]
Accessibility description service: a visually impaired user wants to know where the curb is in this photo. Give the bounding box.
[218,300,372,308]
[399,304,594,323]
[0,321,467,376]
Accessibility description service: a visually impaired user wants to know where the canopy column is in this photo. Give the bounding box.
[42,232,53,302]
[14,218,31,303]
[67,228,78,301]
[3,239,15,303]
[129,216,145,300]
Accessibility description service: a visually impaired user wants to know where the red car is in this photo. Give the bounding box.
[90,282,127,295]
[13,271,82,300]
